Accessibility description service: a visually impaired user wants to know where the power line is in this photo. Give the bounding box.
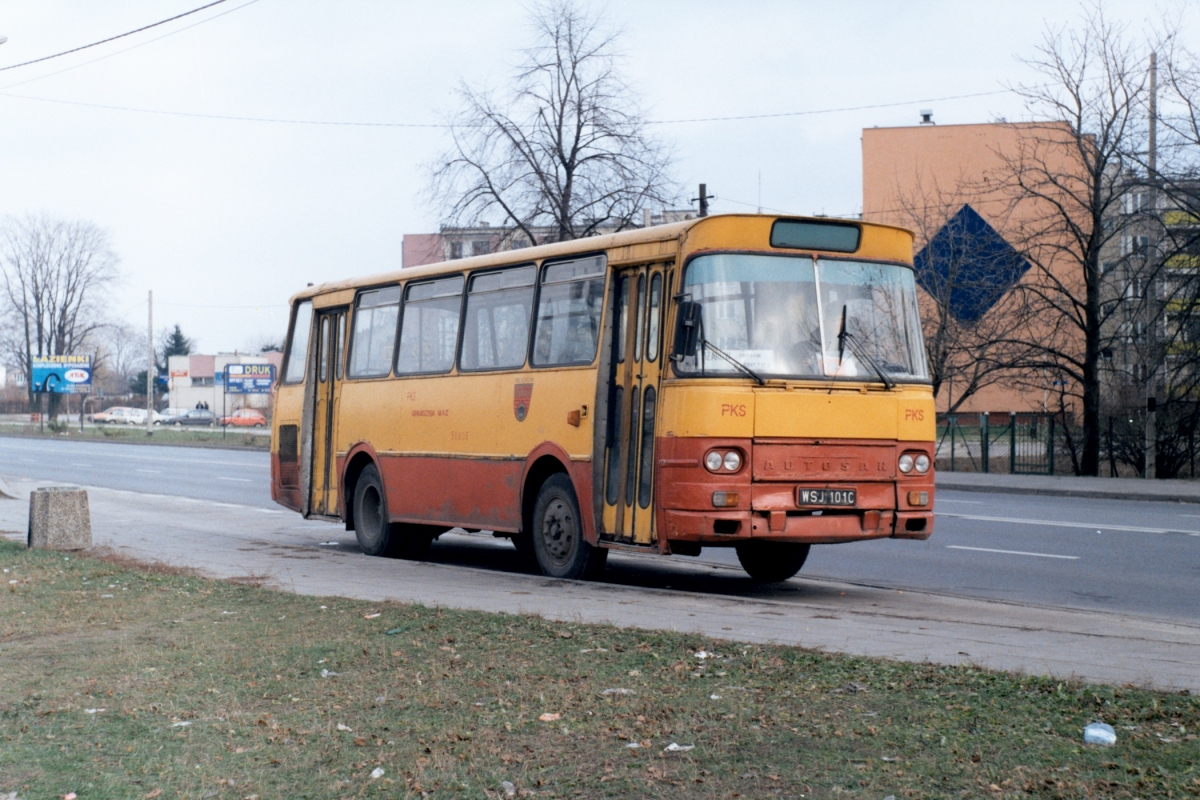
[0,87,1017,130]
[0,91,446,127]
[0,0,261,92]
[0,1,229,73]
[646,89,1015,124]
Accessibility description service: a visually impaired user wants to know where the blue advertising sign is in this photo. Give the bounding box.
[31,355,92,394]
[224,363,275,394]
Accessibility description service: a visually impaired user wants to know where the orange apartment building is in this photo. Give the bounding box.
[862,119,1087,416]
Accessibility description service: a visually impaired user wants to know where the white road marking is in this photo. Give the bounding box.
[71,462,93,467]
[937,512,1197,535]
[217,477,252,483]
[934,498,983,504]
[946,545,1080,560]
[135,469,160,474]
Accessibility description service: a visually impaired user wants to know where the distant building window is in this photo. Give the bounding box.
[471,240,489,256]
[449,241,463,259]
[193,376,214,386]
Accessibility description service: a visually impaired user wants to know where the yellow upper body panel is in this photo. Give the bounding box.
[658,381,935,442]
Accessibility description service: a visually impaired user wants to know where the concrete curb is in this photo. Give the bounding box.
[936,474,1200,504]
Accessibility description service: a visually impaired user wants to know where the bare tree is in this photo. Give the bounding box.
[890,176,1032,411]
[95,322,147,394]
[0,215,120,420]
[991,9,1149,475]
[429,0,675,244]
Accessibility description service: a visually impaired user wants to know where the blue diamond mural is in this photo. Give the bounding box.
[913,204,1030,324]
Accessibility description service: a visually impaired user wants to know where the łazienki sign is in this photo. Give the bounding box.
[31,355,92,394]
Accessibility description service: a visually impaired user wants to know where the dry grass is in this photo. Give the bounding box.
[1,539,1197,799]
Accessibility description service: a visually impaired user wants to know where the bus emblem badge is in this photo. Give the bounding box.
[514,383,533,422]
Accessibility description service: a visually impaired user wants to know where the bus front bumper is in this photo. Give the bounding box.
[662,506,933,545]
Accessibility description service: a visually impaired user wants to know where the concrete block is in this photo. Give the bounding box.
[27,487,91,550]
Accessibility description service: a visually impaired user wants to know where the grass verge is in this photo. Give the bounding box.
[0,424,268,451]
[0,539,1196,799]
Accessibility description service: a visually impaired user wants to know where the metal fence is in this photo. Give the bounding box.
[936,412,1057,475]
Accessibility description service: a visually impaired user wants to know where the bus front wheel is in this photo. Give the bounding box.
[736,541,810,583]
[531,474,606,580]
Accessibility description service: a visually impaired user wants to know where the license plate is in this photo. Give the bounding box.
[795,488,856,507]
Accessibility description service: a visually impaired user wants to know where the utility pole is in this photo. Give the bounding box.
[692,184,715,217]
[1145,52,1158,479]
[147,290,154,436]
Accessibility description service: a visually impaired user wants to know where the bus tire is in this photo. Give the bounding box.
[736,541,810,583]
[531,473,607,580]
[353,464,393,557]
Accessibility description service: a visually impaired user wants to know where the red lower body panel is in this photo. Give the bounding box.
[377,454,523,532]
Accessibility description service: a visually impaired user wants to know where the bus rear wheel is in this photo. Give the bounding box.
[353,465,392,556]
[352,464,434,559]
[736,541,810,583]
[531,474,607,580]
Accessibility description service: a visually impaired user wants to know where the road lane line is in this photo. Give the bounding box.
[946,545,1080,560]
[217,477,252,483]
[934,498,983,504]
[135,469,160,474]
[937,512,1196,535]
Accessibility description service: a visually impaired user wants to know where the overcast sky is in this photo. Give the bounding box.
[0,0,1192,354]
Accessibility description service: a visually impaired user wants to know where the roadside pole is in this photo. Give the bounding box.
[147,290,154,437]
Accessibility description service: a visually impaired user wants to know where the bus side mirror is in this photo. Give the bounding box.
[671,300,701,361]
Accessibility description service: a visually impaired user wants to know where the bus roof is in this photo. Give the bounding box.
[290,214,913,305]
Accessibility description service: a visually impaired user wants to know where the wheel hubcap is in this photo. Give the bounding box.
[361,487,382,541]
[541,498,575,565]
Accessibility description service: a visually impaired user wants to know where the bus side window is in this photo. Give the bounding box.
[396,276,464,374]
[460,266,536,371]
[531,256,607,367]
[283,300,313,384]
[348,286,401,378]
[646,273,662,361]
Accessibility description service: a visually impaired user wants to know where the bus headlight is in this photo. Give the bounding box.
[705,451,724,472]
[898,454,914,474]
[723,451,742,472]
[914,454,931,473]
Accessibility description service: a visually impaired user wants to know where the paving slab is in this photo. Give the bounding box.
[937,470,1200,503]
[0,477,1197,693]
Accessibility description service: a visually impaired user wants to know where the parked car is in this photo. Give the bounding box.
[89,406,138,424]
[219,409,267,428]
[156,409,214,427]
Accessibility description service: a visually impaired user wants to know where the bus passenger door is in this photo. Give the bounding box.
[310,308,347,517]
[602,265,669,545]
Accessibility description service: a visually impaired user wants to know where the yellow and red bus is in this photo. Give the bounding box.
[270,214,935,582]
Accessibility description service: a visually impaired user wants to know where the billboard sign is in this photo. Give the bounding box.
[224,363,274,394]
[31,355,92,394]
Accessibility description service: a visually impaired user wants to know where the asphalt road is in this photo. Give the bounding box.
[3,434,1198,622]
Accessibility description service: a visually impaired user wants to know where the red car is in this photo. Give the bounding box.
[219,409,267,428]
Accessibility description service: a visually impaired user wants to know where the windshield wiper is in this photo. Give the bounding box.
[700,338,766,386]
[836,305,894,390]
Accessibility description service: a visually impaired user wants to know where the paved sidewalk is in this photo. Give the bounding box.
[2,477,1199,693]
[937,470,1200,503]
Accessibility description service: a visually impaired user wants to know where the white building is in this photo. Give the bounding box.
[167,352,282,415]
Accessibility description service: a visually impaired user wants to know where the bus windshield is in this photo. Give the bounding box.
[676,253,929,382]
